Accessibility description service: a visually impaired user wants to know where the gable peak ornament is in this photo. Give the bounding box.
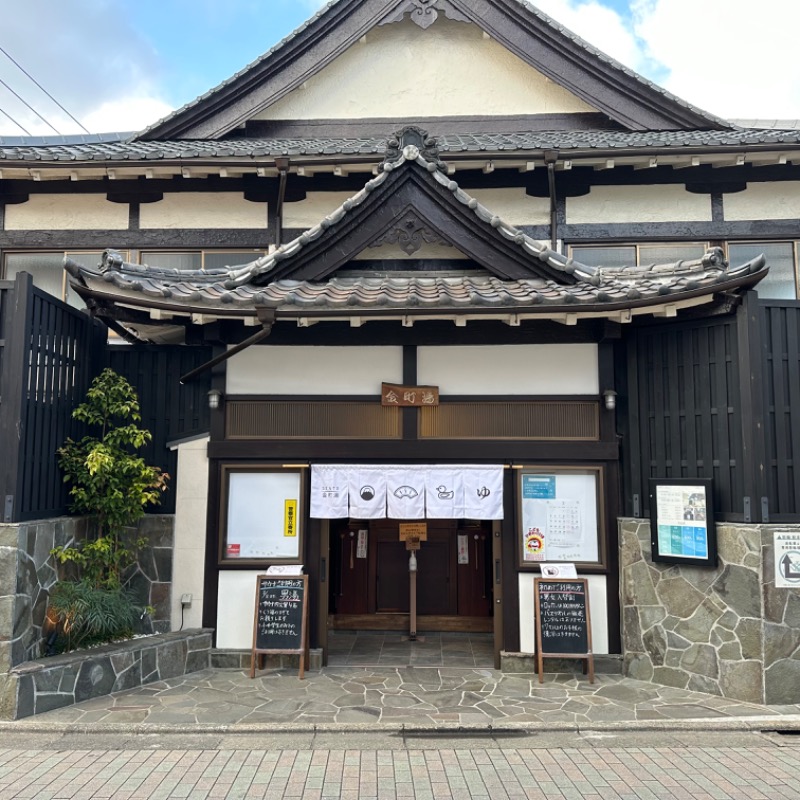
[382,126,447,173]
[379,0,470,30]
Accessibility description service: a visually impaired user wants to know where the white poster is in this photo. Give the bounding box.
[774,530,800,589]
[457,533,469,565]
[356,529,368,560]
[227,472,301,559]
[521,472,599,563]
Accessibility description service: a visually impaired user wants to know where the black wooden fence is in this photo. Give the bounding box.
[0,273,106,522]
[761,300,800,518]
[622,292,800,523]
[108,345,212,514]
[0,272,211,523]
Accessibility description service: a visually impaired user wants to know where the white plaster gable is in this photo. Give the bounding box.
[253,16,598,122]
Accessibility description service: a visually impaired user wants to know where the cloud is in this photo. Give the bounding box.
[528,0,800,120]
[631,0,800,119]
[0,0,171,136]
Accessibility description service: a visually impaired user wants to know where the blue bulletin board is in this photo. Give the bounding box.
[649,479,717,567]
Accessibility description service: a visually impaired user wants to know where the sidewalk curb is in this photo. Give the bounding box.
[3,715,800,736]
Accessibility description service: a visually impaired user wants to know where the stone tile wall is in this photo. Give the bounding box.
[2,629,212,719]
[619,519,800,704]
[0,515,175,671]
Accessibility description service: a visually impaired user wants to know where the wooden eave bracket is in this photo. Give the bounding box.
[179,307,276,384]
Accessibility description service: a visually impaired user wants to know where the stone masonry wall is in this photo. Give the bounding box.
[4,629,212,719]
[0,515,175,671]
[620,519,800,705]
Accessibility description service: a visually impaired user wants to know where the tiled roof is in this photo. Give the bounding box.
[65,143,767,323]
[3,128,800,163]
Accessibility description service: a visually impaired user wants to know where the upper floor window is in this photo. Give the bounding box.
[569,241,799,300]
[726,242,797,300]
[568,243,708,269]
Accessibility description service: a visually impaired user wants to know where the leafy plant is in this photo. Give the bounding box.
[47,369,168,654]
[47,580,145,653]
[52,368,169,591]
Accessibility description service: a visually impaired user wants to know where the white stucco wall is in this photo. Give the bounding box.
[417,345,599,395]
[566,185,712,224]
[284,192,353,229]
[139,193,267,229]
[468,189,550,226]
[255,17,596,120]
[723,181,800,221]
[4,194,129,230]
[518,573,609,654]
[170,436,209,631]
[226,346,404,395]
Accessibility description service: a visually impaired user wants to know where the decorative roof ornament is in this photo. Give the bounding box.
[382,126,448,173]
[368,210,453,255]
[379,0,470,30]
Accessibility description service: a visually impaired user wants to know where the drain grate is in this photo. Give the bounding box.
[400,727,533,739]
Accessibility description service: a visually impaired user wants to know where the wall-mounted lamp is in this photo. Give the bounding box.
[603,390,617,411]
[207,389,223,410]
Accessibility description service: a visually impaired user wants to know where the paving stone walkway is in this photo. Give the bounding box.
[3,742,800,799]
[13,667,800,729]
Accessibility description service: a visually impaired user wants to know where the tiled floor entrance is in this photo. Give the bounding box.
[327,631,495,667]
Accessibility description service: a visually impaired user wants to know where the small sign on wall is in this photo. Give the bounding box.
[775,531,800,588]
[381,383,439,407]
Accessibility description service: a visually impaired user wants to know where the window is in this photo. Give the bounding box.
[139,251,265,271]
[727,242,797,300]
[3,251,127,308]
[569,241,800,299]
[568,243,708,269]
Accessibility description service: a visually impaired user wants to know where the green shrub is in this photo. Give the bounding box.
[47,580,144,653]
[47,368,168,653]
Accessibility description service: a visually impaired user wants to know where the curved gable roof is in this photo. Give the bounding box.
[137,0,726,142]
[65,130,766,337]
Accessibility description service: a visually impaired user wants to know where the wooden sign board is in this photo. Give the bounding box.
[405,537,421,551]
[534,578,594,684]
[399,522,428,541]
[381,383,440,407]
[251,575,309,679]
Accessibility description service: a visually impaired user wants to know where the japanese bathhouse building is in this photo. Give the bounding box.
[2,0,800,693]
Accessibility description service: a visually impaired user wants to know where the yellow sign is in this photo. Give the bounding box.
[399,522,427,542]
[284,500,298,537]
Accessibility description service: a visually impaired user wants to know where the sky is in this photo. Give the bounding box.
[0,0,797,137]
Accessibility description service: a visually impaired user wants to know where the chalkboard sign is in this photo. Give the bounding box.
[534,578,594,683]
[250,575,309,679]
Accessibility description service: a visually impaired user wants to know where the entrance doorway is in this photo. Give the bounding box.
[329,519,493,632]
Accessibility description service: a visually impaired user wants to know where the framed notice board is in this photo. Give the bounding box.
[519,467,605,569]
[251,575,309,679]
[221,466,305,565]
[649,478,717,567]
[534,578,594,683]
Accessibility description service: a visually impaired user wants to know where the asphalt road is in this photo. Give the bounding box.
[2,729,800,799]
